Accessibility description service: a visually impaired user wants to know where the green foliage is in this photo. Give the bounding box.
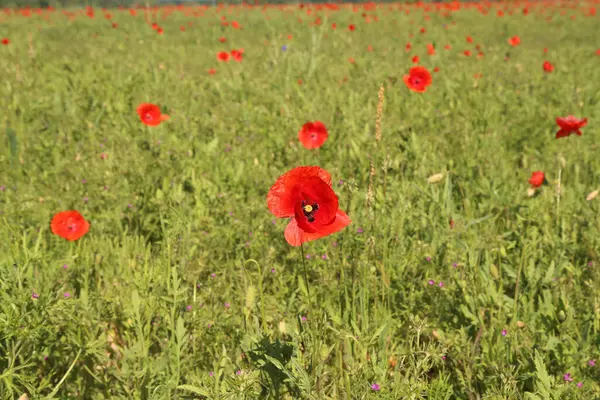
[1,3,600,399]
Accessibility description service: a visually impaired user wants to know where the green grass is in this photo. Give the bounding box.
[1,2,600,398]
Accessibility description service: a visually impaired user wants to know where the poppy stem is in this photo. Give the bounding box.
[300,242,313,315]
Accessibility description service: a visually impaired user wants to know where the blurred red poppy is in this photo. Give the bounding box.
[543,61,554,73]
[231,49,243,62]
[219,37,226,43]
[208,68,216,75]
[464,50,472,57]
[555,116,587,138]
[217,51,230,62]
[1,38,8,45]
[508,35,520,46]
[528,171,545,188]
[298,121,328,149]
[137,103,170,127]
[412,55,419,64]
[466,35,473,43]
[51,210,90,241]
[348,24,356,31]
[403,66,432,93]
[427,43,435,55]
[267,166,351,246]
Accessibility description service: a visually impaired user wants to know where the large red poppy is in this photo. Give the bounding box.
[136,103,170,126]
[298,121,328,149]
[1,38,9,45]
[403,66,432,93]
[267,166,351,246]
[508,35,521,46]
[543,61,554,73]
[51,210,90,241]
[555,115,587,138]
[217,51,230,62]
[528,171,545,188]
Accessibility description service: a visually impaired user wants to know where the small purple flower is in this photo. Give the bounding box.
[83,196,89,203]
[62,264,68,269]
[452,262,458,268]
[224,302,230,309]
[588,359,596,367]
[305,254,311,259]
[281,44,288,51]
[207,323,212,328]
[338,179,344,186]
[236,369,242,376]
[301,315,307,322]
[211,273,216,278]
[127,203,133,209]
[64,292,71,298]
[270,268,276,273]
[43,355,48,361]
[32,293,39,299]
[81,179,87,184]
[438,282,444,288]
[441,355,447,360]
[186,305,192,311]
[428,279,435,285]
[588,261,593,267]
[0,186,5,191]
[370,383,380,391]
[321,254,328,260]
[209,371,214,377]
[426,256,432,262]
[563,373,573,382]
[271,219,277,225]
[357,227,364,233]
[501,329,507,337]
[577,382,583,388]
[103,185,109,191]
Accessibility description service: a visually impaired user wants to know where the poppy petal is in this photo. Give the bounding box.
[267,166,332,217]
[284,209,351,246]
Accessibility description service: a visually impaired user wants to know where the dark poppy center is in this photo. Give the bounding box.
[413,78,421,85]
[144,113,154,121]
[310,133,317,139]
[301,200,319,223]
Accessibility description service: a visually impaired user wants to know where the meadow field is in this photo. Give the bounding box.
[1,1,600,398]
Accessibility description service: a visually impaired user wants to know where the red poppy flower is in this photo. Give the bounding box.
[219,37,226,43]
[367,45,373,52]
[208,68,216,75]
[433,67,440,72]
[508,35,520,46]
[231,49,243,62]
[412,55,419,64]
[180,26,185,32]
[231,20,240,29]
[51,210,90,241]
[528,171,545,188]
[464,50,472,57]
[405,42,412,51]
[217,51,230,62]
[420,27,426,33]
[555,115,587,138]
[403,66,432,93]
[543,61,554,73]
[331,23,336,29]
[136,103,170,126]
[348,57,355,64]
[427,43,435,55]
[543,47,548,53]
[298,121,328,149]
[1,38,8,45]
[348,24,356,31]
[112,22,118,28]
[267,166,351,246]
[466,35,473,43]
[596,48,600,56]
[444,44,451,50]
